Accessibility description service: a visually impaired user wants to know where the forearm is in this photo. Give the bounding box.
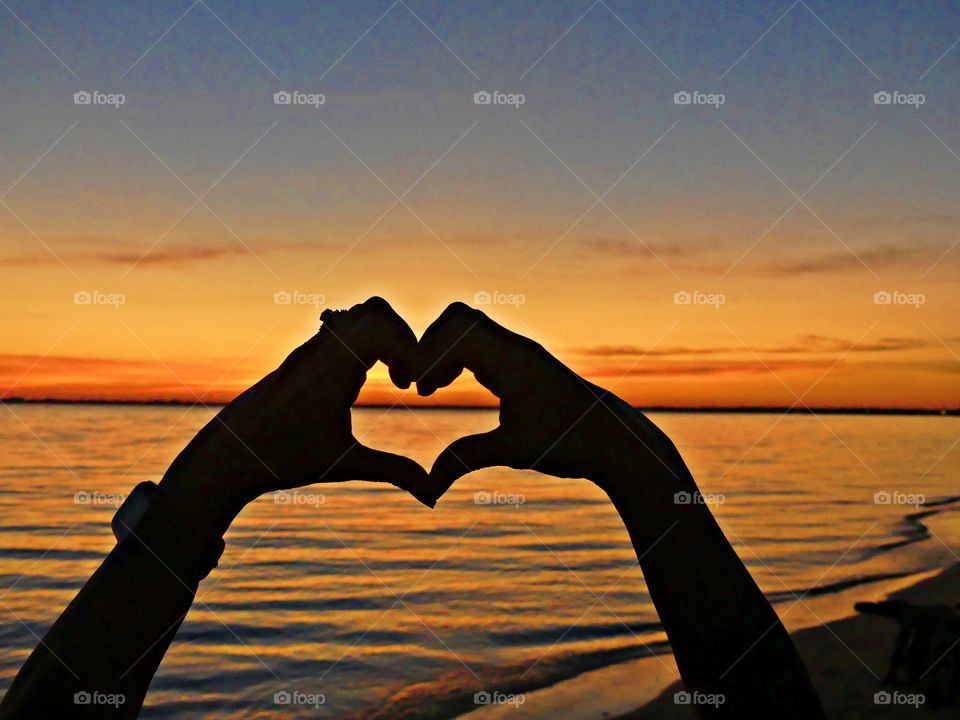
[0,300,422,718]
[0,468,231,719]
[599,415,825,718]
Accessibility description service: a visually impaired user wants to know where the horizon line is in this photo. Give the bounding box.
[1,398,956,416]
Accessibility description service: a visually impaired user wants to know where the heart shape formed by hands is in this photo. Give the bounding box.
[165,298,439,533]
[305,298,439,506]
[218,297,664,517]
[411,302,657,502]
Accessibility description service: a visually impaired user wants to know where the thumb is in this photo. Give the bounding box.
[429,428,515,500]
[340,444,436,508]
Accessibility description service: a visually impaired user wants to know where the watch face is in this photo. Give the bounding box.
[112,482,159,542]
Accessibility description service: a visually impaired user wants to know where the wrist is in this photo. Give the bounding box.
[589,414,702,544]
[158,421,269,533]
[157,458,249,540]
[120,482,228,586]
[597,450,695,512]
[588,404,691,491]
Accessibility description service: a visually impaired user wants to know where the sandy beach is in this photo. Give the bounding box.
[619,563,960,719]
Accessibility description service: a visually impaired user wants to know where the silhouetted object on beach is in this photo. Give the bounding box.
[0,299,826,719]
[857,599,960,704]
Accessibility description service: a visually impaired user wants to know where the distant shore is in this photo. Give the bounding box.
[1,398,957,415]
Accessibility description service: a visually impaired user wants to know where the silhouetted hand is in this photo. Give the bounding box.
[0,298,440,720]
[161,297,435,530]
[416,302,681,496]
[416,304,829,719]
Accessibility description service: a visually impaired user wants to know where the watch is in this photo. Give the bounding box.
[112,481,160,543]
[112,480,226,583]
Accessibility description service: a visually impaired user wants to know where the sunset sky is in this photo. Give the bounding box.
[1,1,958,408]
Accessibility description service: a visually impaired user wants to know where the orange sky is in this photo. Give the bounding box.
[2,2,958,410]
[1,292,957,409]
[2,197,957,409]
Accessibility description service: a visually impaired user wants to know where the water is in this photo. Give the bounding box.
[0,405,957,718]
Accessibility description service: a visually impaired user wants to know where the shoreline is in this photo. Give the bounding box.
[450,497,960,720]
[451,566,951,720]
[619,562,960,719]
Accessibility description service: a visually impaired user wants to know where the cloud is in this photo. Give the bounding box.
[576,344,726,358]
[784,335,929,354]
[586,359,838,378]
[847,212,960,229]
[574,335,930,358]
[0,353,258,403]
[582,237,715,259]
[98,245,253,266]
[0,255,65,267]
[763,245,924,274]
[0,238,317,268]
[582,357,960,381]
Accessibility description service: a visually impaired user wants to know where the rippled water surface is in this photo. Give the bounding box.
[0,406,957,718]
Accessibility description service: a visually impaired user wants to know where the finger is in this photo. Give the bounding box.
[322,296,419,389]
[338,443,436,508]
[429,428,516,499]
[415,302,535,398]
